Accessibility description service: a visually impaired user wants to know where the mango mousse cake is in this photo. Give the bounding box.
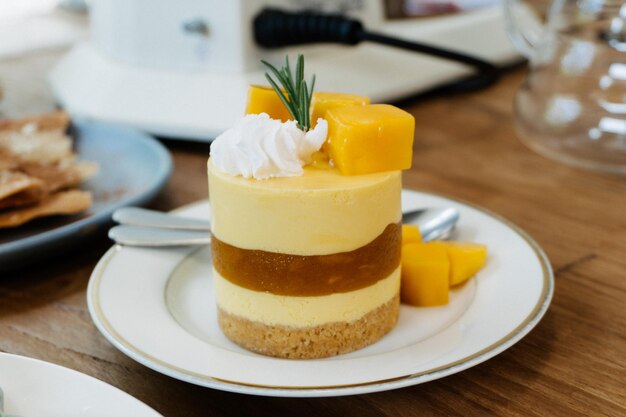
[208,55,414,359]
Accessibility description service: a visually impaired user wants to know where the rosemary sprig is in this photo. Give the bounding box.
[261,55,316,131]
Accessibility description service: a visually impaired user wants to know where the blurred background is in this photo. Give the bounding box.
[0,0,521,140]
[2,0,624,174]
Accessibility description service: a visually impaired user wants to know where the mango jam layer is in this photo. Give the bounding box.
[212,223,400,296]
[207,159,401,255]
[213,266,401,327]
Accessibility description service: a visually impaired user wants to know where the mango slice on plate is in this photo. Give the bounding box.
[245,85,291,122]
[310,92,370,127]
[399,241,488,307]
[402,224,421,246]
[440,241,488,286]
[325,104,415,175]
[400,242,450,306]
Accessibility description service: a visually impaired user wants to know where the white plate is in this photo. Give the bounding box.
[87,190,553,397]
[0,353,162,417]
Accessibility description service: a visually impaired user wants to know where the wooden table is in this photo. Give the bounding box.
[1,49,625,417]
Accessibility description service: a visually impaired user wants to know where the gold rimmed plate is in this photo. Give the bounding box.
[86,189,553,397]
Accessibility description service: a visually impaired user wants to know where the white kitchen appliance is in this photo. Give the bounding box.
[50,0,520,141]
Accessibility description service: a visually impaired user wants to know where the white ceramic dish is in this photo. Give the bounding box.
[87,190,553,397]
[0,353,162,417]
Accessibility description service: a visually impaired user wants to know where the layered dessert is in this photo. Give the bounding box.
[208,56,414,358]
[209,160,401,358]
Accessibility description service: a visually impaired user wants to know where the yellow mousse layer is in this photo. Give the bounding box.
[213,266,401,327]
[207,158,401,255]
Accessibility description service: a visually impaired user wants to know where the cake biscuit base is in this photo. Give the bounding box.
[217,293,399,359]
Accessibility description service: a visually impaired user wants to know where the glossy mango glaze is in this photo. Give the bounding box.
[212,223,400,296]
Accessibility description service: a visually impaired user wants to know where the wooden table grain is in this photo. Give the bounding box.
[1,50,625,417]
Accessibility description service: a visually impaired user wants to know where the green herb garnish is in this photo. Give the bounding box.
[261,54,316,131]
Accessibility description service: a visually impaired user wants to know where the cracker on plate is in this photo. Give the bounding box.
[0,170,46,209]
[0,112,98,228]
[0,190,92,228]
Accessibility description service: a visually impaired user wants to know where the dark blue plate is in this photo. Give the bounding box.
[0,119,172,269]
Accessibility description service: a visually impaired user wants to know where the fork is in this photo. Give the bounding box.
[108,206,460,247]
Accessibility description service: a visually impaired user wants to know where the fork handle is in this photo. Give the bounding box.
[112,207,211,230]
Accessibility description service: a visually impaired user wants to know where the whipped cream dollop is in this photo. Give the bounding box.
[210,113,328,179]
